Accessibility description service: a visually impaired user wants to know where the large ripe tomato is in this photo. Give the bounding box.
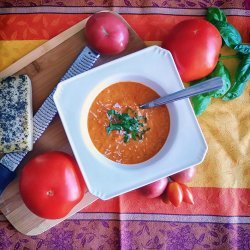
[19,152,85,219]
[85,12,129,55]
[162,19,222,82]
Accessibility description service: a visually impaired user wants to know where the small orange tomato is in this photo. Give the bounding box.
[179,183,194,205]
[161,191,170,204]
[166,182,183,207]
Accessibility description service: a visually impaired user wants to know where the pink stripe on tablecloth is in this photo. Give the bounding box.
[2,212,249,223]
[70,212,250,224]
[0,6,249,16]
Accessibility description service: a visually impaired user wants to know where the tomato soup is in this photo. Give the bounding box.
[87,82,170,164]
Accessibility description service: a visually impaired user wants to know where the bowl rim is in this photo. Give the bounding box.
[81,75,174,167]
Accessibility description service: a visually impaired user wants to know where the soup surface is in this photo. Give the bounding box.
[87,82,170,164]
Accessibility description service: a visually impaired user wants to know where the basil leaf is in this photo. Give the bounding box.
[120,113,131,121]
[131,130,137,140]
[233,44,250,54]
[124,134,129,143]
[191,95,212,116]
[106,109,149,142]
[209,61,231,98]
[106,123,124,134]
[107,109,117,116]
[206,7,227,23]
[211,20,242,48]
[223,54,250,100]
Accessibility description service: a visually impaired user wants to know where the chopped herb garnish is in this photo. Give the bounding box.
[106,108,149,143]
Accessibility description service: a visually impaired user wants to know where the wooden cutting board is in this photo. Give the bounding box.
[0,11,145,235]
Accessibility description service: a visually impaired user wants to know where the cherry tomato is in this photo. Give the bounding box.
[170,167,196,184]
[165,182,183,207]
[162,19,222,82]
[138,178,168,198]
[179,183,194,205]
[161,191,170,204]
[19,152,85,219]
[85,12,129,55]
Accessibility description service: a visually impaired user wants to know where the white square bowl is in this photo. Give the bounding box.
[54,46,207,200]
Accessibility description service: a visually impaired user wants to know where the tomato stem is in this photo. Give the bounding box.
[168,177,173,182]
[47,190,54,196]
[219,54,240,60]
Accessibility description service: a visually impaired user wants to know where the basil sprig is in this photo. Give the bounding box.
[191,7,249,116]
[223,54,250,100]
[106,108,149,143]
[191,61,231,115]
[207,7,250,53]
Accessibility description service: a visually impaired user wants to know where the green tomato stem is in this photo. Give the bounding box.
[219,54,240,60]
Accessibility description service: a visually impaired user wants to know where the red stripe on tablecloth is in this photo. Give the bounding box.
[0,14,249,42]
[0,188,248,218]
[83,187,250,216]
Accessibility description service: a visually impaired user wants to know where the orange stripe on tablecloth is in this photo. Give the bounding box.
[83,187,250,216]
[125,15,250,42]
[0,14,249,42]
[0,14,88,40]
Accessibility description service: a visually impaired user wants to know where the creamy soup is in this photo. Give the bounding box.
[87,82,170,164]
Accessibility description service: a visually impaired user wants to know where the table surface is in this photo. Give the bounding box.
[0,1,249,249]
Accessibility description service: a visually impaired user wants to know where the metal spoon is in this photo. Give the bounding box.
[139,77,223,109]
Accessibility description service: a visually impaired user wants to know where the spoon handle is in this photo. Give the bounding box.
[140,77,223,109]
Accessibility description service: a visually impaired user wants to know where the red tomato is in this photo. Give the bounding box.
[165,182,183,207]
[162,19,222,82]
[170,167,196,184]
[19,152,85,219]
[85,12,129,55]
[138,178,168,198]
